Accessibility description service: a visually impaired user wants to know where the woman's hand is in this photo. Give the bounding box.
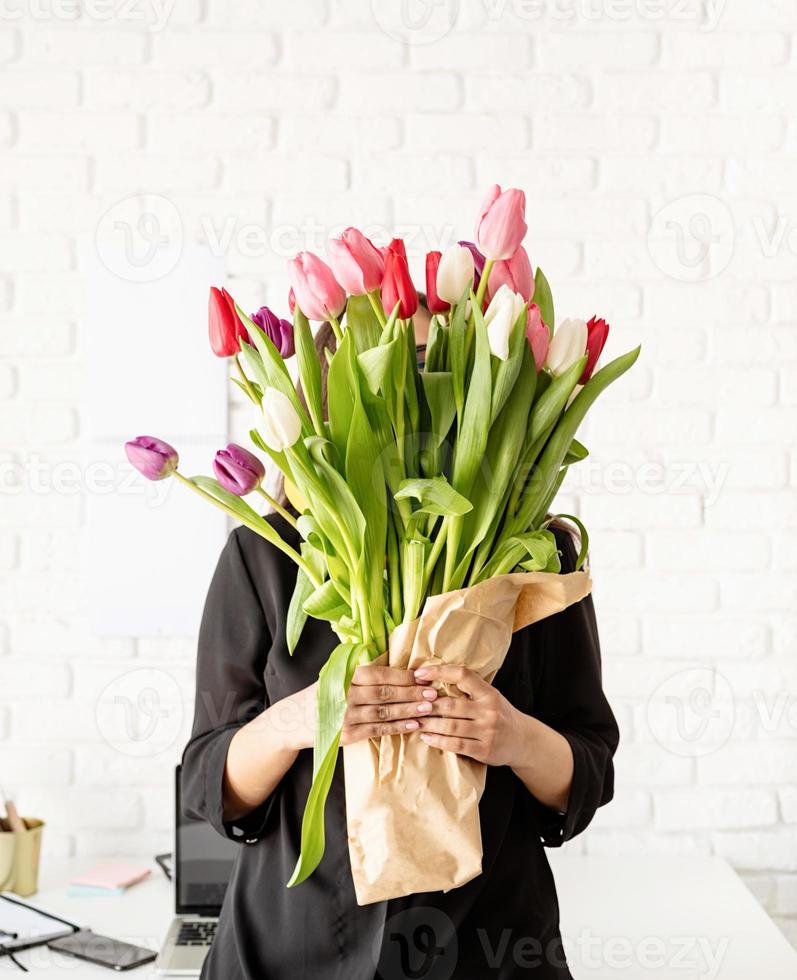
[341,665,439,745]
[410,664,527,767]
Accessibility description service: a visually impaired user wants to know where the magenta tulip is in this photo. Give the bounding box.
[458,240,486,288]
[475,184,527,260]
[287,252,346,321]
[251,306,294,358]
[213,444,265,496]
[328,227,384,295]
[487,245,534,304]
[525,304,549,372]
[125,436,178,481]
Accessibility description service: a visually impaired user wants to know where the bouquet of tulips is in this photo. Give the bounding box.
[126,184,639,902]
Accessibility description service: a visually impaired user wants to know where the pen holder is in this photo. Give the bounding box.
[0,817,44,896]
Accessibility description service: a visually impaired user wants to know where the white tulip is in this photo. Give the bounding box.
[436,244,475,305]
[483,284,527,361]
[261,387,302,452]
[546,318,587,376]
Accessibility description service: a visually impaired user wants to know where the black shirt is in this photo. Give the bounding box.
[181,518,619,980]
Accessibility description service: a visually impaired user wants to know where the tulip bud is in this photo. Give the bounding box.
[458,240,486,289]
[213,443,265,496]
[261,388,302,452]
[381,238,418,320]
[436,244,475,306]
[287,252,346,322]
[580,315,610,384]
[328,227,384,295]
[525,303,549,372]
[425,251,449,314]
[125,436,179,481]
[546,318,588,376]
[208,286,248,358]
[251,306,295,358]
[288,287,296,314]
[486,245,534,304]
[483,284,527,361]
[475,184,527,260]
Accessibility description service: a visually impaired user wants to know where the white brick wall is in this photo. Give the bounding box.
[1,0,796,944]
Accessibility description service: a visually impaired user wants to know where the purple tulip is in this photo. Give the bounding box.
[125,436,179,481]
[212,444,265,496]
[458,240,486,290]
[250,306,294,358]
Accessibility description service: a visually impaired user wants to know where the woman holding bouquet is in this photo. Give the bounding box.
[180,303,620,979]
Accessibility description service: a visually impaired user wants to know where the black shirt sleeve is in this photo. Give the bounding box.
[181,528,275,843]
[524,528,620,847]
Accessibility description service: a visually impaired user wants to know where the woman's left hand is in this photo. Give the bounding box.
[411,664,528,767]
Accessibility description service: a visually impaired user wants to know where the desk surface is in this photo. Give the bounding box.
[2,855,796,978]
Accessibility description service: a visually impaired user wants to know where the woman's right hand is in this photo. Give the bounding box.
[272,666,439,751]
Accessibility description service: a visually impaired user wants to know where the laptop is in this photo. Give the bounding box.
[155,767,238,975]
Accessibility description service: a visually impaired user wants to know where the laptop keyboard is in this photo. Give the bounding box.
[176,920,217,947]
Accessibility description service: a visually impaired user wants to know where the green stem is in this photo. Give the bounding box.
[367,289,387,327]
[423,517,448,591]
[474,257,494,311]
[255,486,298,528]
[328,314,343,343]
[234,354,259,404]
[173,471,320,586]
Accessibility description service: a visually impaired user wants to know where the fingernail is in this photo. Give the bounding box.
[414,668,431,679]
[422,688,437,700]
[417,702,432,713]
[405,720,419,731]
[420,734,432,743]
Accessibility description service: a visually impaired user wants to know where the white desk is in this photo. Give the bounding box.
[3,856,796,977]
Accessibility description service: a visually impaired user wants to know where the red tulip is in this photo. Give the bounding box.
[287,251,346,321]
[486,245,534,304]
[525,303,549,372]
[580,316,610,384]
[425,250,449,314]
[208,286,248,358]
[381,238,418,320]
[328,227,384,295]
[475,184,527,260]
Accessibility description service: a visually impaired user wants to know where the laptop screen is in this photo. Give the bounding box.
[175,767,238,916]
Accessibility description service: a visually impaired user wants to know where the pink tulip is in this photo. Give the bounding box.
[486,245,534,304]
[475,184,527,260]
[213,444,265,496]
[580,316,610,384]
[525,304,549,371]
[125,436,178,481]
[328,227,384,295]
[287,252,346,321]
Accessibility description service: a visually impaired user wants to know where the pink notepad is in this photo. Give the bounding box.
[70,861,151,890]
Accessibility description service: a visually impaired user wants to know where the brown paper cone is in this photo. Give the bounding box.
[344,569,592,905]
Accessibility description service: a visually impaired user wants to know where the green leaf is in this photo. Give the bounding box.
[489,310,528,425]
[357,338,398,396]
[563,438,589,465]
[395,475,472,517]
[529,357,586,443]
[452,298,492,497]
[286,566,314,654]
[303,579,351,622]
[544,513,589,571]
[424,315,448,372]
[449,287,469,419]
[402,538,426,623]
[190,475,263,523]
[420,372,457,449]
[294,308,325,438]
[345,294,381,353]
[327,330,357,464]
[534,267,554,336]
[287,643,366,888]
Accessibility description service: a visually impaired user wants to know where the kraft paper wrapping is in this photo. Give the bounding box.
[343,569,593,906]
